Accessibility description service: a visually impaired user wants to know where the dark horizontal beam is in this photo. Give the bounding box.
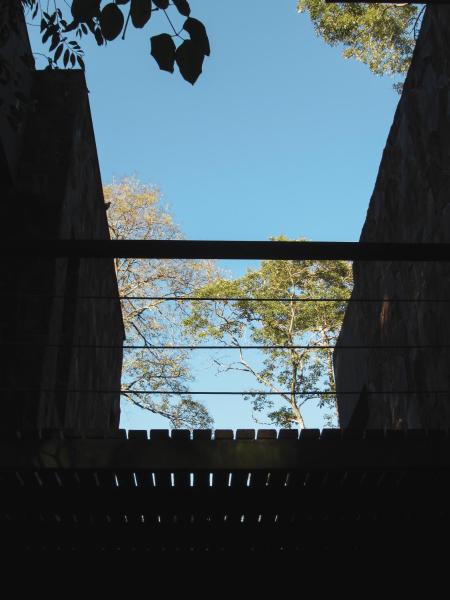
[3,240,450,260]
[1,436,449,470]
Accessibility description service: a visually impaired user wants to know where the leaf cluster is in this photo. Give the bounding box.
[184,237,353,428]
[298,1,422,90]
[23,0,209,84]
[105,177,218,428]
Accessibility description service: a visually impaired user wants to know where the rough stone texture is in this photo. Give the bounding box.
[0,2,35,184]
[334,6,450,429]
[0,9,124,431]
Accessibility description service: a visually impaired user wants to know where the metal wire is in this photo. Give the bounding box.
[3,293,450,303]
[2,389,450,396]
[4,342,450,350]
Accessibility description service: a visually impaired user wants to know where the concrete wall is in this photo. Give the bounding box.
[0,8,123,430]
[334,6,450,429]
[0,1,35,185]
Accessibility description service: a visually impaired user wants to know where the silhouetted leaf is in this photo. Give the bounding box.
[54,44,64,63]
[116,0,130,4]
[183,17,210,56]
[63,49,70,67]
[131,0,152,29]
[100,4,124,41]
[49,33,60,52]
[70,53,76,67]
[71,0,101,22]
[94,28,104,46]
[77,55,85,70]
[42,25,55,44]
[175,39,204,84]
[43,11,55,23]
[64,20,79,33]
[172,0,190,17]
[153,0,169,8]
[150,33,176,73]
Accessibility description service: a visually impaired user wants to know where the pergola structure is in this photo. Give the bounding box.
[1,427,449,551]
[2,240,450,551]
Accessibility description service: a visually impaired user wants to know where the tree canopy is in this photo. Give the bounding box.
[105,177,218,428]
[183,238,353,428]
[298,1,424,92]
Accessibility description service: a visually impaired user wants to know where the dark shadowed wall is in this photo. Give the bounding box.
[334,6,450,429]
[0,9,123,430]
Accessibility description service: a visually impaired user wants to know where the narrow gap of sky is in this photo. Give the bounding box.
[28,1,401,430]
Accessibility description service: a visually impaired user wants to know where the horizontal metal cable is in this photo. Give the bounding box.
[3,342,450,350]
[2,389,450,396]
[4,239,450,260]
[3,293,450,303]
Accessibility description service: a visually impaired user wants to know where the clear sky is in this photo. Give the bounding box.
[28,1,401,431]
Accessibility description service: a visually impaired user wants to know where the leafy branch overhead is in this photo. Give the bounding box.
[23,0,210,84]
[183,239,353,429]
[297,1,424,92]
[105,177,218,428]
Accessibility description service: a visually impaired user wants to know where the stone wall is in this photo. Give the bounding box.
[0,2,35,187]
[0,9,124,430]
[334,6,450,429]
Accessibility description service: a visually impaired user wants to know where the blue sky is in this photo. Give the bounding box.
[28,1,401,430]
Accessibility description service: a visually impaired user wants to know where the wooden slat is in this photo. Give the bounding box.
[189,433,211,488]
[193,470,210,488]
[257,430,277,440]
[127,430,148,440]
[320,429,342,440]
[266,470,289,488]
[236,430,255,440]
[127,431,150,488]
[153,470,172,488]
[171,430,190,441]
[193,430,212,440]
[248,469,269,488]
[173,470,191,488]
[114,470,136,488]
[150,429,172,488]
[300,429,321,440]
[214,430,233,440]
[229,471,249,488]
[212,470,230,488]
[150,429,170,440]
[278,429,299,440]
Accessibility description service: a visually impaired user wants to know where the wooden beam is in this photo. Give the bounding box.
[3,240,450,260]
[0,435,449,470]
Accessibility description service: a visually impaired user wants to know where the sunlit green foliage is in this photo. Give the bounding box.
[298,1,423,91]
[184,237,353,428]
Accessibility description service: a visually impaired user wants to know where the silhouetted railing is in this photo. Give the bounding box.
[4,239,450,427]
[3,239,450,260]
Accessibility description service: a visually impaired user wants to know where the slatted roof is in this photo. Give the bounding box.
[1,428,450,551]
